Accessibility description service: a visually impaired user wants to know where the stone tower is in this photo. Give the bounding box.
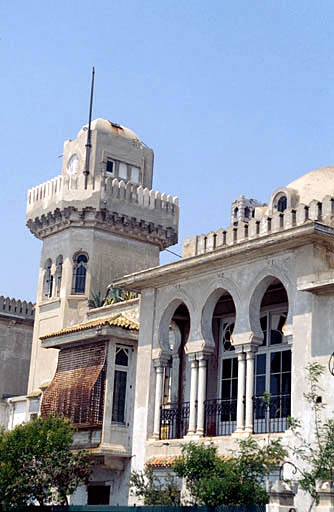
[26,119,179,392]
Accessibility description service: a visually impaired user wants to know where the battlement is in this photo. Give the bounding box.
[26,173,179,249]
[0,296,34,321]
[182,195,334,258]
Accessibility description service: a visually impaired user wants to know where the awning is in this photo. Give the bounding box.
[41,342,107,427]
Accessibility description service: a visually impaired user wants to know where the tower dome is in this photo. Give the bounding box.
[287,165,334,204]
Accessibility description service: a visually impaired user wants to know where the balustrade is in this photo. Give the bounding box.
[253,393,291,433]
[159,401,191,440]
[204,398,237,437]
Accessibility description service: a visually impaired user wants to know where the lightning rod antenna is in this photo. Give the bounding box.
[84,66,95,189]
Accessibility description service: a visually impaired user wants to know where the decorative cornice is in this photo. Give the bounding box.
[26,206,177,249]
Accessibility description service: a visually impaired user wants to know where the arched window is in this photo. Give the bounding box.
[43,259,53,299]
[72,253,88,294]
[233,207,239,220]
[254,280,290,433]
[277,195,287,213]
[244,207,250,219]
[55,255,63,297]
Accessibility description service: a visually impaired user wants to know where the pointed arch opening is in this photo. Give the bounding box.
[159,301,191,440]
[204,290,237,437]
[253,278,291,433]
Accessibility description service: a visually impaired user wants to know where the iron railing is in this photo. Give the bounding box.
[204,398,237,437]
[160,401,191,440]
[253,393,291,433]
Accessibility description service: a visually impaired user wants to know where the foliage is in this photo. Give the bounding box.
[0,415,90,507]
[287,362,334,508]
[171,440,286,506]
[89,286,138,308]
[130,465,181,505]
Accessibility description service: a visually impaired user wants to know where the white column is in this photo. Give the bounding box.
[236,351,246,432]
[187,355,198,435]
[153,364,164,439]
[245,348,256,433]
[196,356,207,436]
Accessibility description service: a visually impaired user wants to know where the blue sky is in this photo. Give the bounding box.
[1,1,334,301]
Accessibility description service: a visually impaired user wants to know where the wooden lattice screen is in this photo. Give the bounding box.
[41,341,107,427]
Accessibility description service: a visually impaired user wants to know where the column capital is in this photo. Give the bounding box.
[244,344,258,357]
[188,353,199,366]
[153,357,169,368]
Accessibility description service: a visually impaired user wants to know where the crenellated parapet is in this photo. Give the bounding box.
[183,194,334,258]
[0,296,34,321]
[26,173,179,249]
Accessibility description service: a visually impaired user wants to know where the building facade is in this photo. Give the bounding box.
[6,118,334,508]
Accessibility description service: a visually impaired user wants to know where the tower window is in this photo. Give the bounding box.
[72,253,88,294]
[43,259,53,299]
[119,162,128,180]
[277,196,287,213]
[55,255,63,297]
[244,207,250,219]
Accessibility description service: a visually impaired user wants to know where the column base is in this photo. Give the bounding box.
[244,426,254,434]
[185,432,200,439]
[152,433,160,440]
[232,429,251,439]
[195,429,204,437]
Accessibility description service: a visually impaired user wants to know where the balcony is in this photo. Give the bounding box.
[253,393,291,434]
[160,401,190,440]
[159,393,291,440]
[204,398,237,437]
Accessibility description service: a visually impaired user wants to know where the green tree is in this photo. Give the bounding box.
[172,439,286,506]
[0,415,90,507]
[130,465,181,505]
[287,362,334,510]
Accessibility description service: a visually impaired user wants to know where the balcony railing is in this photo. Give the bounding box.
[160,401,191,440]
[253,393,291,433]
[204,398,237,437]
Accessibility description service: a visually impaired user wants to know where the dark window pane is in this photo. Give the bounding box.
[115,348,128,366]
[231,378,238,398]
[106,160,114,173]
[270,329,283,345]
[260,316,267,346]
[282,373,291,393]
[256,354,266,375]
[222,359,232,379]
[221,381,231,399]
[270,374,281,395]
[112,370,127,423]
[256,375,265,396]
[77,254,88,264]
[232,357,238,377]
[270,352,281,373]
[282,350,291,372]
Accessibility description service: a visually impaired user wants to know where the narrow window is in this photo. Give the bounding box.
[131,166,140,184]
[244,207,250,219]
[72,254,88,294]
[43,259,53,298]
[106,160,114,174]
[55,255,63,297]
[112,346,129,423]
[118,162,128,180]
[277,196,287,213]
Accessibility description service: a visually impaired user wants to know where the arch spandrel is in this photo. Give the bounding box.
[154,287,194,357]
[247,267,293,345]
[200,277,241,352]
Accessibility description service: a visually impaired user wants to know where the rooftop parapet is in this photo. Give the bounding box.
[182,195,334,258]
[26,173,179,249]
[0,296,34,321]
